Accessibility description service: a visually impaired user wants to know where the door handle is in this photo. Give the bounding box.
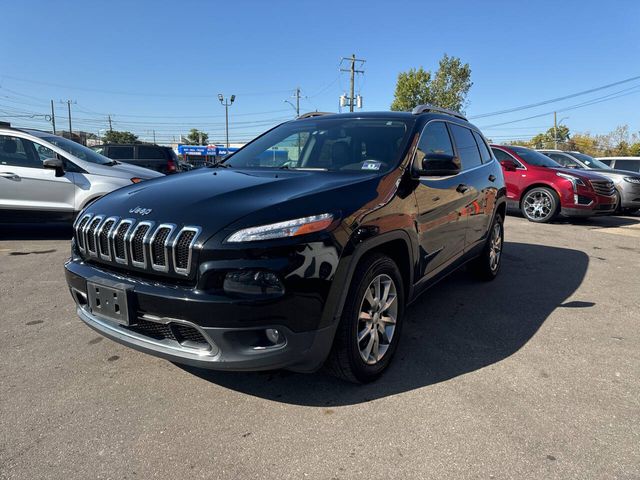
[488,174,496,182]
[456,183,469,193]
[0,172,20,180]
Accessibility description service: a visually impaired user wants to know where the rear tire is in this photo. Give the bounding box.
[325,254,404,383]
[521,187,559,223]
[470,213,504,281]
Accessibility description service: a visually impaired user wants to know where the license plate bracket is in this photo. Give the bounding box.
[86,281,133,325]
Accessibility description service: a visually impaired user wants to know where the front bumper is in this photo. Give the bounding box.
[620,183,640,208]
[64,260,338,372]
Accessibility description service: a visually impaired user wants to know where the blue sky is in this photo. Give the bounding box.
[1,0,639,144]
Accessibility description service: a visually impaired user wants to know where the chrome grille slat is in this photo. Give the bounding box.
[97,217,118,261]
[590,180,616,196]
[75,214,92,252]
[86,216,104,257]
[112,219,134,264]
[129,221,154,269]
[172,227,201,276]
[75,215,201,276]
[149,224,175,272]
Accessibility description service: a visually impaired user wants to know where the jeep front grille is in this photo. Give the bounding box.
[74,214,201,276]
[590,179,616,196]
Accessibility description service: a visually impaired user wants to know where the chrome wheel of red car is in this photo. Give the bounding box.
[522,188,557,223]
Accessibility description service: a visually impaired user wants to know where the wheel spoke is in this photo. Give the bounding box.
[372,329,380,360]
[382,293,396,312]
[362,332,375,360]
[364,287,375,307]
[358,324,372,342]
[374,276,381,303]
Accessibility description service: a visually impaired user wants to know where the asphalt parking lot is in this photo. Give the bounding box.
[1,214,639,480]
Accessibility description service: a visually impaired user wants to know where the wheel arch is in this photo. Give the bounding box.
[518,182,561,209]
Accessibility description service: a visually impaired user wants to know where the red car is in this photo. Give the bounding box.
[490,145,617,223]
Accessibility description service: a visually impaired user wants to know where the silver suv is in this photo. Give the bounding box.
[538,149,640,214]
[0,123,163,223]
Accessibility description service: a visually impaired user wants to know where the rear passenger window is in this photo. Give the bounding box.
[614,159,640,172]
[138,146,164,160]
[109,146,134,159]
[449,124,482,170]
[472,131,492,163]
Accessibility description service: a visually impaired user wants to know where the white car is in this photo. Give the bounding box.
[0,123,163,223]
[597,157,640,174]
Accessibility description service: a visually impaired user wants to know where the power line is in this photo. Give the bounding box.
[469,74,640,119]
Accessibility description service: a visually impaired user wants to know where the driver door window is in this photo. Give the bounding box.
[0,135,41,168]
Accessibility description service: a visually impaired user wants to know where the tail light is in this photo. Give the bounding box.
[167,158,176,173]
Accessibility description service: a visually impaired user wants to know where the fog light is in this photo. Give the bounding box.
[265,328,280,344]
[223,270,285,297]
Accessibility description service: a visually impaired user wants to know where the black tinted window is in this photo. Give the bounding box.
[108,146,134,159]
[472,131,491,163]
[614,159,640,172]
[449,124,482,170]
[0,135,41,168]
[417,121,454,157]
[138,146,165,160]
[492,148,513,163]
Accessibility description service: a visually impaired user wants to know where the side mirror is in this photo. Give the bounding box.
[500,159,518,172]
[417,153,461,176]
[43,157,65,177]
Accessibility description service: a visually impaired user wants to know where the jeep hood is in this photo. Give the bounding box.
[84,168,382,239]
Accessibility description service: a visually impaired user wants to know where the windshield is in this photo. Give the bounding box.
[510,146,561,168]
[41,135,113,165]
[571,152,611,169]
[224,117,411,173]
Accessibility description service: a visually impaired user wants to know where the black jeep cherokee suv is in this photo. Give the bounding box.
[65,105,506,383]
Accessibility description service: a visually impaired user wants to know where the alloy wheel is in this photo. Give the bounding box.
[489,221,503,272]
[357,274,398,365]
[524,191,553,220]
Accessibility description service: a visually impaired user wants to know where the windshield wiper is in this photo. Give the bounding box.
[208,162,230,168]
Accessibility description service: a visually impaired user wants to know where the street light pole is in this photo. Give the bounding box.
[218,94,235,150]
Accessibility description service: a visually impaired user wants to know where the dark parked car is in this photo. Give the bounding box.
[92,144,185,174]
[65,106,507,383]
[491,145,616,222]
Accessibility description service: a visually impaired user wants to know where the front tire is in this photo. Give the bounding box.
[521,187,558,223]
[325,254,404,383]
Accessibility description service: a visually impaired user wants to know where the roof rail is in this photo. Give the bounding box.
[296,111,333,120]
[411,104,467,121]
[0,121,12,128]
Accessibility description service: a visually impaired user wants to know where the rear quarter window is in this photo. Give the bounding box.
[108,146,134,159]
[138,146,165,160]
[449,124,482,170]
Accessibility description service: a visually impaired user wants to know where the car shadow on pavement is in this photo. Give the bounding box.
[0,224,73,241]
[180,241,590,406]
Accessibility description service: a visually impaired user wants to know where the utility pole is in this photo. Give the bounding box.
[50,100,56,134]
[294,87,300,117]
[108,115,113,132]
[340,54,365,112]
[153,130,156,144]
[554,111,558,149]
[218,94,235,150]
[60,99,76,136]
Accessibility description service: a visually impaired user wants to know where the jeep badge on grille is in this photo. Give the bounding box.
[129,206,153,216]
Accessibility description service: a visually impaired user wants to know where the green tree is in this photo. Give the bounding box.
[629,142,640,156]
[102,130,138,144]
[186,128,209,145]
[390,54,473,113]
[529,125,570,149]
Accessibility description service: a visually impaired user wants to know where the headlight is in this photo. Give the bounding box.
[226,213,334,243]
[556,172,585,191]
[624,177,640,185]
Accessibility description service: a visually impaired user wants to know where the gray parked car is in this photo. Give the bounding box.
[597,157,640,174]
[538,149,640,214]
[0,123,163,223]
